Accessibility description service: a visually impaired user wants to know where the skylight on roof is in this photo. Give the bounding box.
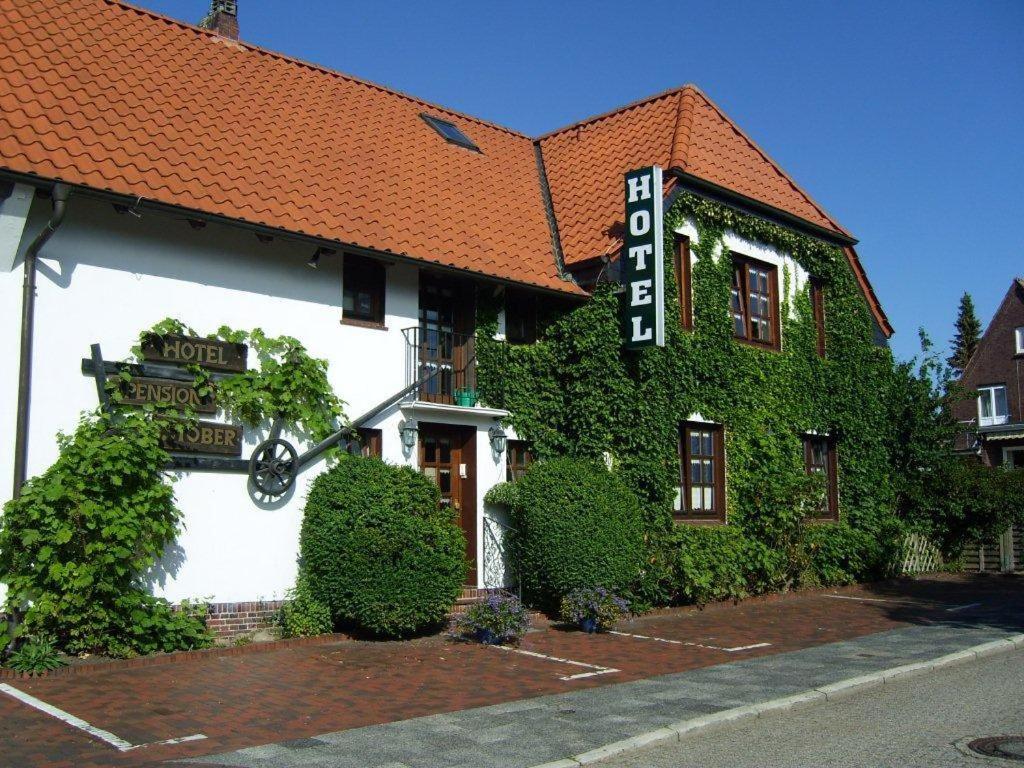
[421,114,480,152]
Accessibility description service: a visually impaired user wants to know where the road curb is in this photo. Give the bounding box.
[528,633,1024,768]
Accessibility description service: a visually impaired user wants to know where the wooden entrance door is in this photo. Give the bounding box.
[419,423,477,584]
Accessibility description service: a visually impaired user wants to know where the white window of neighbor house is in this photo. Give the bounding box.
[978,385,1009,427]
[1015,326,1024,355]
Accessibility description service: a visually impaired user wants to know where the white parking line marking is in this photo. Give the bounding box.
[0,683,206,752]
[721,642,773,652]
[823,594,900,604]
[493,645,620,681]
[946,602,982,613]
[608,631,771,653]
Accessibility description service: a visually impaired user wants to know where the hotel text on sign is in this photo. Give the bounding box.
[622,166,665,348]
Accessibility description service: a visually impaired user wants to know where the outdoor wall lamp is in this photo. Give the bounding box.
[400,420,418,449]
[488,425,507,454]
[307,246,335,269]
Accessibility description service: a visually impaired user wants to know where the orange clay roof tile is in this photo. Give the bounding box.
[538,85,850,268]
[0,0,577,294]
[0,0,890,332]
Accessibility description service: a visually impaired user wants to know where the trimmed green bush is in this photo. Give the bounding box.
[802,524,882,586]
[300,455,467,637]
[671,525,749,605]
[278,577,333,638]
[494,458,645,611]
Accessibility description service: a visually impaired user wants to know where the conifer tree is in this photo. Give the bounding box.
[948,292,982,374]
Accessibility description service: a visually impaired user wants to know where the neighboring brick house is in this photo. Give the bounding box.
[953,278,1024,468]
[952,278,1024,574]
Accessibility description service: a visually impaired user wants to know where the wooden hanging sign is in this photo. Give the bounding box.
[140,334,248,373]
[160,420,243,456]
[111,375,217,413]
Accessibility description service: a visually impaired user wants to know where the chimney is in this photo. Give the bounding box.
[199,0,239,40]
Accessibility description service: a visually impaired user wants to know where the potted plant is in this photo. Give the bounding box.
[454,387,478,407]
[560,587,630,633]
[452,592,531,645]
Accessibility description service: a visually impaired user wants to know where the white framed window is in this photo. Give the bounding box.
[1015,326,1024,355]
[977,385,1009,427]
[1004,446,1024,470]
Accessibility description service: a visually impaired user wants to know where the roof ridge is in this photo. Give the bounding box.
[687,86,851,238]
[535,84,694,140]
[103,0,531,139]
[669,87,696,170]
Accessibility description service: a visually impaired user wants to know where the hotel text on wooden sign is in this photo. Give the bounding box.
[112,376,217,413]
[621,166,666,348]
[141,334,248,373]
[160,420,243,456]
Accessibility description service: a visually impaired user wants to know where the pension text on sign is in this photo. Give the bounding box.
[112,376,217,413]
[622,166,665,348]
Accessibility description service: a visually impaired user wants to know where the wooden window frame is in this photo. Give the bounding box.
[505,440,534,482]
[809,278,826,358]
[505,289,538,345]
[677,422,726,524]
[803,434,839,521]
[730,253,780,351]
[674,234,693,330]
[356,427,382,458]
[342,254,386,328]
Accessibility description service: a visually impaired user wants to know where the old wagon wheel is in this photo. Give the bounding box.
[248,438,298,497]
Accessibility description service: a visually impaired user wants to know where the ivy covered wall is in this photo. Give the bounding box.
[477,193,902,592]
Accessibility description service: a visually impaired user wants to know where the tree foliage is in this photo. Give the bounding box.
[948,292,982,374]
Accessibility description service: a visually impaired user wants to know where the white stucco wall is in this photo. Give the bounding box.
[1,193,511,603]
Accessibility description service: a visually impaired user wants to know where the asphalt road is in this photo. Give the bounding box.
[600,647,1024,768]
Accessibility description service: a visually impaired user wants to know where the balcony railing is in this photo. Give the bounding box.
[403,327,476,406]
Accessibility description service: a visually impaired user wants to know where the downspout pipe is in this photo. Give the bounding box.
[12,183,70,500]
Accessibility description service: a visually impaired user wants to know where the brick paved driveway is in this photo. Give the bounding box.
[1,574,1021,768]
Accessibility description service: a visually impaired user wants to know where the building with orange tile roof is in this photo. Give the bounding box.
[0,0,893,623]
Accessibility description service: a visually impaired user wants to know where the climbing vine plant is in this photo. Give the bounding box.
[477,192,903,596]
[0,321,345,660]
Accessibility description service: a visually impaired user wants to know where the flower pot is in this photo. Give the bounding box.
[454,388,478,407]
[578,617,598,634]
[475,627,501,645]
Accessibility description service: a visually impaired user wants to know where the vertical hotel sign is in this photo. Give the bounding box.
[622,166,665,348]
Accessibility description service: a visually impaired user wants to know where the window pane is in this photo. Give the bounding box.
[703,487,713,511]
[980,393,993,418]
[438,469,451,493]
[702,459,713,484]
[690,460,701,485]
[733,315,746,337]
[994,387,1008,417]
[691,487,702,510]
[701,433,712,455]
[690,434,700,455]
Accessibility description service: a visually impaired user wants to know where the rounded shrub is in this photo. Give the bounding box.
[299,455,467,637]
[498,458,645,611]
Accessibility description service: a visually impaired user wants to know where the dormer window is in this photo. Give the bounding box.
[421,114,480,152]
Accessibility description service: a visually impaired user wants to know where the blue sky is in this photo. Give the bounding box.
[139,1,1023,361]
